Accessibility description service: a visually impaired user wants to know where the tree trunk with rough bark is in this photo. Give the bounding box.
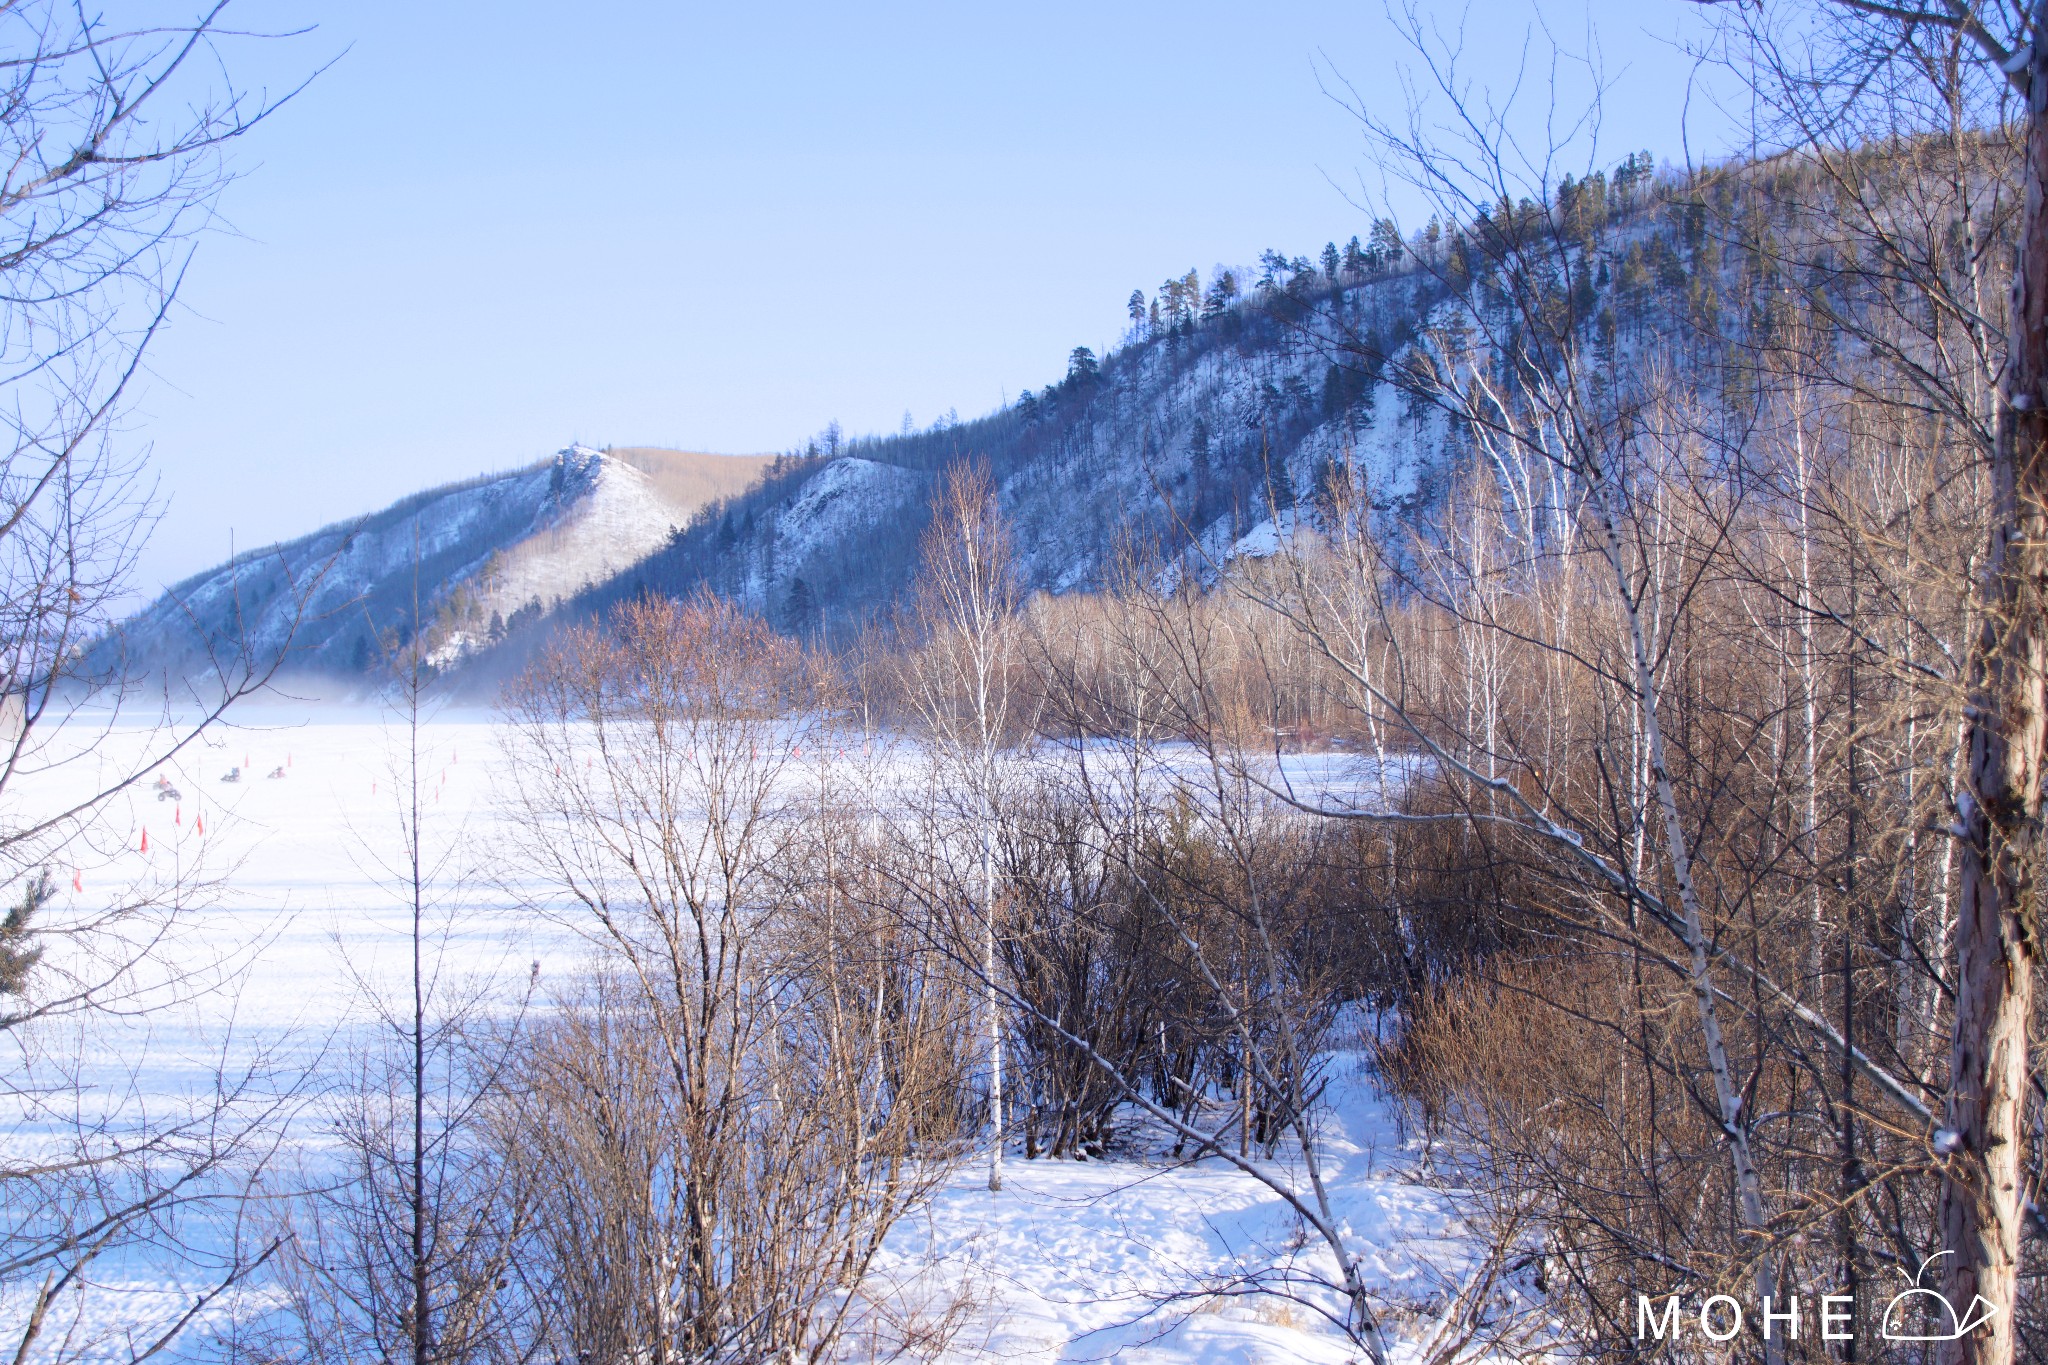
[1939,13,2047,1363]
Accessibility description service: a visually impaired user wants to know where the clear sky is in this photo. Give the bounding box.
[129,0,1733,594]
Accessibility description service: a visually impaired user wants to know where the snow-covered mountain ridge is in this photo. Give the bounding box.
[114,169,1711,676]
[580,260,1459,638]
[605,186,1710,638]
[103,445,773,680]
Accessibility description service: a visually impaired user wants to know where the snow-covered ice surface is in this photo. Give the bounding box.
[4,700,537,1365]
[4,703,1463,1364]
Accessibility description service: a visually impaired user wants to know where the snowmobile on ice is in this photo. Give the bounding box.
[152,775,182,802]
[220,766,241,784]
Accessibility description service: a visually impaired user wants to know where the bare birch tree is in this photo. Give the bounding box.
[901,462,1022,1193]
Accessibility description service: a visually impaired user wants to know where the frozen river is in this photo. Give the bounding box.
[3,699,1453,1365]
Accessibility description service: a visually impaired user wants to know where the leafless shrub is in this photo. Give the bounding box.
[495,594,960,1363]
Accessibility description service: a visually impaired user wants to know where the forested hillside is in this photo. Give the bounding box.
[574,153,1687,638]
[105,151,1703,675]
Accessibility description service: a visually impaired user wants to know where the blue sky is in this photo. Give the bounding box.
[131,0,1732,592]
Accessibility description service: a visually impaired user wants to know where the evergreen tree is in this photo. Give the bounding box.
[1202,269,1239,316]
[1269,457,1296,510]
[1309,452,1343,521]
[1613,150,1654,205]
[1128,289,1146,330]
[1322,241,1341,282]
[1161,271,1200,328]
[1257,249,1290,291]
[1322,363,1352,420]
[1283,256,1315,300]
[1066,346,1098,382]
[1653,235,1687,289]
[1571,257,1597,322]
[1343,235,1366,278]
[1369,218,1404,269]
[1617,242,1650,315]
[1559,172,1605,247]
[0,870,47,997]
[785,575,817,631]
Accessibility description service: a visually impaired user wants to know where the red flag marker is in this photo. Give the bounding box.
[140,827,149,853]
[72,868,81,892]
[195,814,204,836]
[175,803,182,826]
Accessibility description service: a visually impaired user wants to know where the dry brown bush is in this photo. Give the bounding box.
[493,594,964,1363]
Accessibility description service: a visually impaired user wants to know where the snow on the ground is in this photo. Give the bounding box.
[865,1056,1470,1365]
[749,456,926,600]
[5,701,537,1364]
[4,702,1459,1364]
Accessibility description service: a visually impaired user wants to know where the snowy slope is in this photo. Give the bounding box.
[742,456,928,604]
[428,452,757,664]
[101,446,771,681]
[602,263,1465,634]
